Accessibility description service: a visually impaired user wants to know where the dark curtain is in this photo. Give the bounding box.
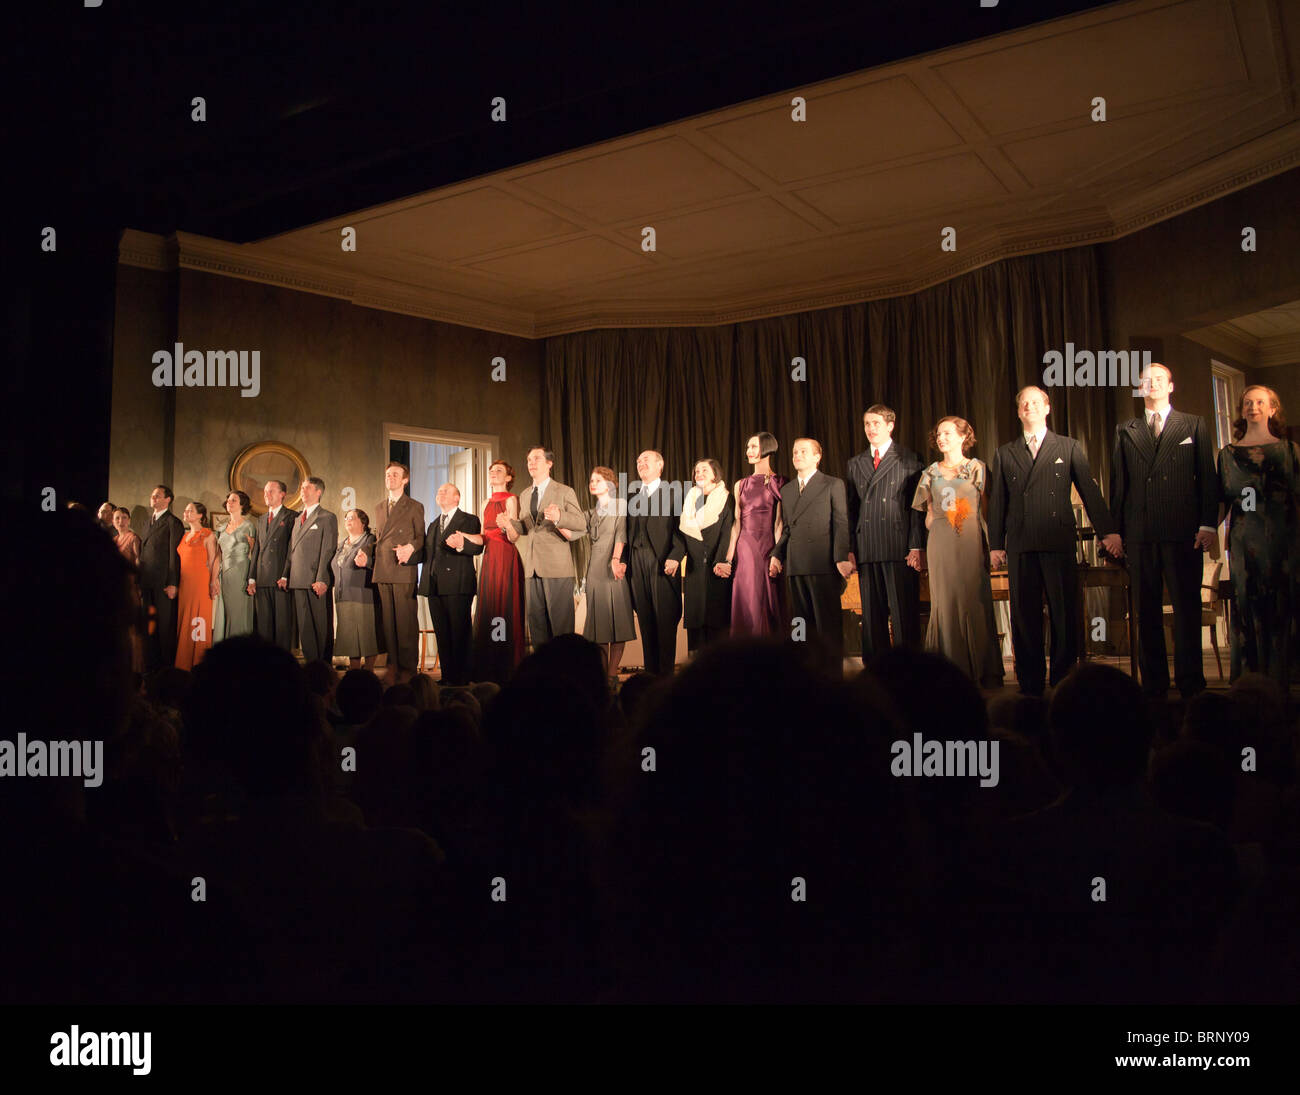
[542,246,1110,501]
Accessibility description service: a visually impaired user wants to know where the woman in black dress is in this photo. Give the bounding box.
[1216,385,1299,686]
[679,458,734,655]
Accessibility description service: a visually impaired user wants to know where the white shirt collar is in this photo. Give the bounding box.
[1146,404,1171,424]
[643,477,661,494]
[268,505,279,519]
[871,439,892,458]
[302,502,318,520]
[439,504,458,520]
[799,468,819,487]
[1024,427,1047,445]
[533,477,551,497]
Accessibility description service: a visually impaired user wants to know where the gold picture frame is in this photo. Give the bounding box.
[230,441,311,515]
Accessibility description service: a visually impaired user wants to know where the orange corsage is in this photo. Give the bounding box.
[945,496,973,534]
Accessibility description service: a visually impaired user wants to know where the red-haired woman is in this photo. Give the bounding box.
[912,416,1003,688]
[1217,385,1299,684]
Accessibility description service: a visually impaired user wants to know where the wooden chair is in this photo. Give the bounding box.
[418,629,441,676]
[1163,561,1226,680]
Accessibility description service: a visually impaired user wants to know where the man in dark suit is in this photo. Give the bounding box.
[137,484,185,671]
[419,483,482,686]
[372,461,426,682]
[845,404,926,658]
[626,449,686,675]
[1109,363,1219,698]
[771,437,853,664]
[278,475,337,663]
[247,479,298,651]
[989,386,1123,697]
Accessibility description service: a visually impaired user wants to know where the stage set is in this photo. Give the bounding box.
[12,0,1300,1019]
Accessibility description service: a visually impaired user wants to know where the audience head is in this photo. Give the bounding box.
[1149,741,1235,832]
[408,673,441,712]
[302,659,336,699]
[183,636,324,797]
[336,668,383,725]
[1233,385,1285,440]
[1048,664,1148,789]
[382,683,416,710]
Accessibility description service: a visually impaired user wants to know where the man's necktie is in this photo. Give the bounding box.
[388,498,394,515]
[439,513,447,539]
[300,511,307,525]
[1149,412,1162,440]
[530,490,540,522]
[1028,436,1039,460]
[872,449,880,470]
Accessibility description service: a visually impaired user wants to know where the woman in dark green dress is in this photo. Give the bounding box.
[1217,385,1299,686]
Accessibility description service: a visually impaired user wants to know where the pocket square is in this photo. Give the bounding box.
[308,524,318,531]
[1054,457,1064,464]
[1179,436,1193,445]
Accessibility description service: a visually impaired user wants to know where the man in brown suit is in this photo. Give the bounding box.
[367,461,426,682]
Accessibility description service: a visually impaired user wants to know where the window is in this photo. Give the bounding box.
[1210,360,1244,449]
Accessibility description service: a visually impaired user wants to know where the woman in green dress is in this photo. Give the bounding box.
[1217,385,1299,686]
[216,489,257,641]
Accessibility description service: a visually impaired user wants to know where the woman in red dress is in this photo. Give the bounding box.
[463,459,528,683]
[175,501,221,671]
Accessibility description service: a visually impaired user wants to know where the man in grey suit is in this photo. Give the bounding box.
[370,461,426,682]
[505,446,586,646]
[770,438,854,664]
[278,475,337,663]
[247,479,298,651]
[1110,363,1219,699]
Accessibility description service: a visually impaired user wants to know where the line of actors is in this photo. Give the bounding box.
[127,365,1295,694]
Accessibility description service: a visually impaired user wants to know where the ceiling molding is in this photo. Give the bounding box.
[116,0,1300,339]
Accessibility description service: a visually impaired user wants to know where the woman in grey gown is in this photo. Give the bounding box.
[565,466,635,680]
[912,417,1003,688]
[216,489,256,640]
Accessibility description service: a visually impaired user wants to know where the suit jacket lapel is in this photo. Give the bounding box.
[1127,415,1156,465]
[1025,432,1055,489]
[1151,410,1188,470]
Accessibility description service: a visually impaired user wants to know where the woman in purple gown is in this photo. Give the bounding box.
[718,431,787,635]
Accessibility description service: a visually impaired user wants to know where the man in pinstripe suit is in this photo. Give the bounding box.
[988,386,1122,697]
[1109,364,1219,699]
[845,405,926,659]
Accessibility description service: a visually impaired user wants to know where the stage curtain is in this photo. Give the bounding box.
[542,246,1111,502]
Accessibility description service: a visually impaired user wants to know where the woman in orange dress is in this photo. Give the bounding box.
[175,501,221,670]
